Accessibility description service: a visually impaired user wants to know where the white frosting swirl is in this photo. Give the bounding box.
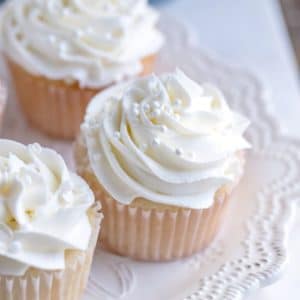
[0,0,163,88]
[0,139,94,276]
[82,70,250,209]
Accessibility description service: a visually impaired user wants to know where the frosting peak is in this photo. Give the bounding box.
[0,140,94,276]
[82,70,251,209]
[0,0,163,88]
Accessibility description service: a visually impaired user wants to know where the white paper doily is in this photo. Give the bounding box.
[0,16,299,300]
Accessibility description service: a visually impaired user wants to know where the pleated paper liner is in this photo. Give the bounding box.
[0,79,7,131]
[6,55,156,140]
[100,190,230,261]
[74,138,235,261]
[0,203,102,300]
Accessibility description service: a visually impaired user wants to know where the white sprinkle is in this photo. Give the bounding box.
[62,191,73,203]
[48,34,57,44]
[143,103,150,112]
[29,143,42,154]
[164,107,172,115]
[113,131,121,139]
[173,98,182,107]
[62,8,71,16]
[105,32,113,40]
[152,137,160,147]
[59,41,68,53]
[75,29,84,39]
[9,241,22,254]
[153,101,161,109]
[133,107,140,117]
[175,148,183,156]
[159,125,167,133]
[151,108,161,118]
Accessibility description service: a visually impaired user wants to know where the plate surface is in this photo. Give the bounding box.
[1,17,299,300]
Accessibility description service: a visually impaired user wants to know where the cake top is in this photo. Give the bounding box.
[0,140,94,276]
[0,0,163,88]
[82,69,251,209]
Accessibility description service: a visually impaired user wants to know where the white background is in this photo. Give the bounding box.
[155,0,300,299]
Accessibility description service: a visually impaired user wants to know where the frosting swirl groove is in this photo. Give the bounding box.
[82,70,251,209]
[0,140,94,276]
[0,0,163,88]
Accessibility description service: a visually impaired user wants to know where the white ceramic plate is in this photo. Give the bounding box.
[1,16,298,300]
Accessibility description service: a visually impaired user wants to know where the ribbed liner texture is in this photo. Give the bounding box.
[0,80,7,130]
[74,138,232,261]
[100,192,228,261]
[6,55,155,139]
[0,204,102,300]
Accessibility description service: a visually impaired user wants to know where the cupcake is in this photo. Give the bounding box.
[75,69,250,261]
[0,80,6,131]
[0,139,102,299]
[0,0,163,139]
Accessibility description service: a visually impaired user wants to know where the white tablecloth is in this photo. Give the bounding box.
[156,0,300,299]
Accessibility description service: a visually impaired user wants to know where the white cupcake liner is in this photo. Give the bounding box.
[6,58,97,139]
[99,190,229,261]
[0,79,7,131]
[0,204,102,300]
[6,55,156,139]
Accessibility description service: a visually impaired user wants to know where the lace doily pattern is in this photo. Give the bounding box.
[157,18,299,300]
